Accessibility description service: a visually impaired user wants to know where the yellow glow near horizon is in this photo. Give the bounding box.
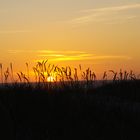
[47,76,55,82]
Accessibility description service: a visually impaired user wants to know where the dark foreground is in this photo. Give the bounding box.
[0,81,140,140]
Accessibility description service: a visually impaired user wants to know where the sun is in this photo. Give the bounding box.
[47,76,55,82]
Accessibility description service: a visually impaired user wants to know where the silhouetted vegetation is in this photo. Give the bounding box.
[0,61,140,140]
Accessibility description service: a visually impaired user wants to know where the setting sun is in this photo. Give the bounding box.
[47,76,55,82]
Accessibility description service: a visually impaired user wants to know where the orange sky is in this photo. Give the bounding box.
[0,0,140,80]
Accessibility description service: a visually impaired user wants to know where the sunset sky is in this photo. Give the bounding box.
[0,0,140,79]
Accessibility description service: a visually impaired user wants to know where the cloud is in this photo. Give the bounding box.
[71,3,140,24]
[81,3,140,13]
[8,49,132,62]
[38,54,65,57]
[37,50,86,54]
[105,15,137,25]
[36,50,131,61]
[89,55,132,60]
[8,50,86,54]
[37,50,92,60]
[50,55,131,62]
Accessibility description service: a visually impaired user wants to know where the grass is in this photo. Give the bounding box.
[0,60,140,140]
[0,60,138,83]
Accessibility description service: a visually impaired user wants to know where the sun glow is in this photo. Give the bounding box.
[47,76,55,82]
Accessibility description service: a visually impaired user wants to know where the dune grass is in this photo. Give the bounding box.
[0,60,140,140]
[0,60,139,91]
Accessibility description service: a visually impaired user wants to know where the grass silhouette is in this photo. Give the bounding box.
[0,60,140,140]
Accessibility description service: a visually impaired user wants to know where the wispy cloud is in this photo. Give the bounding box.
[71,3,140,24]
[81,3,140,13]
[8,50,87,57]
[8,49,132,62]
[104,15,138,25]
[36,50,131,61]
[38,54,65,57]
[50,55,131,62]
[37,50,86,54]
[37,50,92,60]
